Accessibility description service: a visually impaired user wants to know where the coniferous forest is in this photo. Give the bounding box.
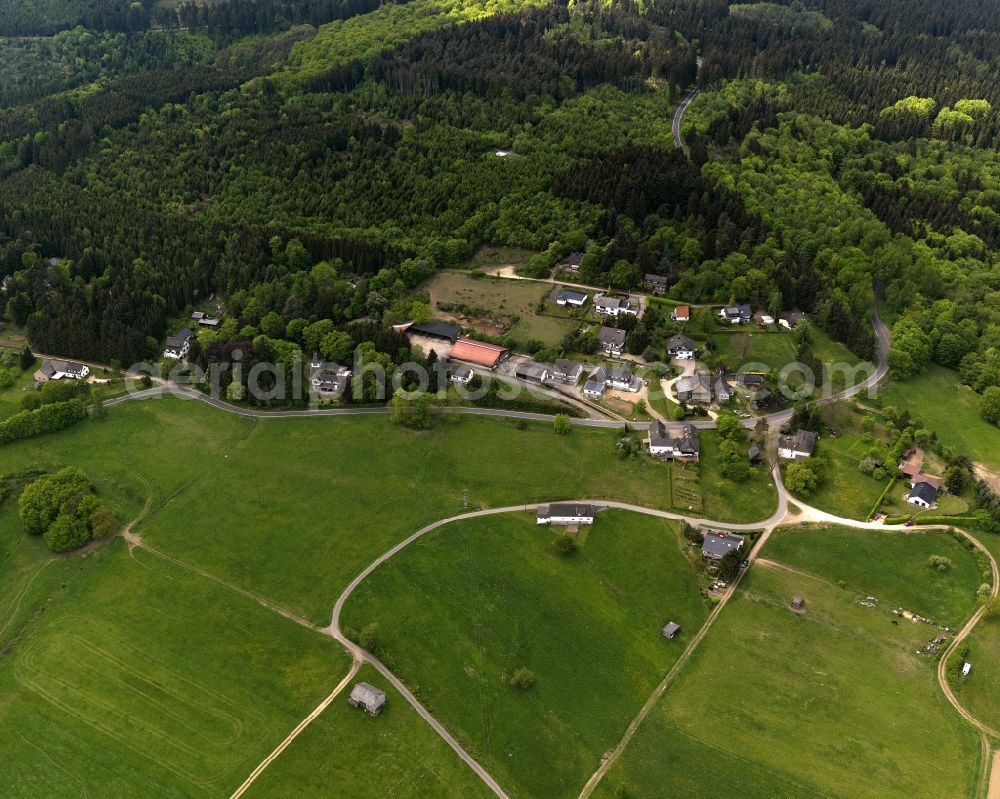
[0,0,999,393]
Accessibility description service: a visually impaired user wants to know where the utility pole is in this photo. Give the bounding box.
[463,488,469,510]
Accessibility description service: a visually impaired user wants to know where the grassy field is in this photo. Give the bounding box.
[879,366,1000,471]
[426,270,579,346]
[710,328,796,371]
[950,614,1000,734]
[242,663,494,799]
[0,399,779,624]
[595,550,982,799]
[340,510,709,799]
[785,409,891,520]
[759,525,981,626]
[0,536,351,798]
[0,398,687,622]
[697,430,777,523]
[460,244,538,272]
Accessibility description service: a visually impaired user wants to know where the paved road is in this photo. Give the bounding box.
[673,88,700,150]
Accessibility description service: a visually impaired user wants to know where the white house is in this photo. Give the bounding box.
[310,361,352,396]
[551,359,584,384]
[536,503,596,525]
[597,326,627,356]
[583,379,606,398]
[666,334,696,360]
[594,295,639,317]
[35,359,90,381]
[648,421,700,460]
[163,327,194,360]
[671,305,690,323]
[556,290,588,308]
[907,481,938,509]
[592,365,637,392]
[778,429,817,460]
[450,364,474,384]
[702,531,745,561]
[719,304,752,324]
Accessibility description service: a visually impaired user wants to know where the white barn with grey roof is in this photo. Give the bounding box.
[348,682,386,715]
[536,503,596,525]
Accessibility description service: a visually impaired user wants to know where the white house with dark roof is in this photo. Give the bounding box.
[594,295,639,318]
[536,503,596,525]
[450,364,474,384]
[702,531,745,561]
[310,359,352,397]
[592,365,637,392]
[666,334,696,360]
[163,328,194,360]
[719,304,753,324]
[34,359,90,382]
[556,290,588,308]
[778,429,817,460]
[907,481,939,509]
[583,378,606,398]
[551,359,584,384]
[597,326,627,356]
[648,421,700,460]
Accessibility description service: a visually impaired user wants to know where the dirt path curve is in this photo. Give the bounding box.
[936,529,1000,740]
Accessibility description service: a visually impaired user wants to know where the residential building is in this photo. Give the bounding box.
[583,379,606,398]
[666,334,696,360]
[719,304,753,324]
[348,682,386,715]
[647,421,700,460]
[556,290,588,308]
[778,429,817,460]
[551,359,584,384]
[594,295,639,318]
[671,305,690,323]
[644,274,668,295]
[908,481,939,509]
[515,362,549,383]
[0,274,14,294]
[163,327,194,360]
[592,365,637,392]
[34,359,90,382]
[738,373,766,391]
[310,361,352,397]
[566,252,581,272]
[597,326,627,356]
[449,337,509,369]
[662,621,680,639]
[702,531,745,561]
[713,377,732,403]
[536,503,596,525]
[450,364,474,384]
[675,374,713,404]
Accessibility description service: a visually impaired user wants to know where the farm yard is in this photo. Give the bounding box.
[596,535,983,799]
[339,510,710,799]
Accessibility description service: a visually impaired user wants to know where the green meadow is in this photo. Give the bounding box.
[595,541,982,799]
[341,510,709,799]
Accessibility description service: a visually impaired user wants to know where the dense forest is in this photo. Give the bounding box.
[0,0,998,394]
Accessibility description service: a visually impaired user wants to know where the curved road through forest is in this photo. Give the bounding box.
[673,87,700,150]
